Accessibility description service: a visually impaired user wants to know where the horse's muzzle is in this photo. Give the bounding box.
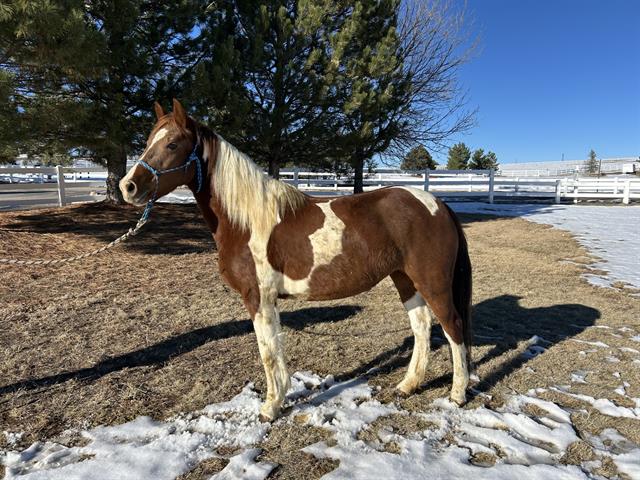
[119,176,149,206]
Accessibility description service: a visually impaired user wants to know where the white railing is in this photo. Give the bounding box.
[278,168,499,202]
[278,168,639,204]
[1,165,639,210]
[0,165,107,207]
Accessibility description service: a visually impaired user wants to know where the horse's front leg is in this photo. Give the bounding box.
[251,286,290,421]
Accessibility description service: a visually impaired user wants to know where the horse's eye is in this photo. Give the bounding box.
[167,142,178,150]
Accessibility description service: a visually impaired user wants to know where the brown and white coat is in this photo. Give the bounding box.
[121,100,473,421]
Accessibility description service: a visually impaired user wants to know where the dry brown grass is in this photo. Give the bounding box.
[259,423,338,479]
[175,457,228,480]
[1,202,639,479]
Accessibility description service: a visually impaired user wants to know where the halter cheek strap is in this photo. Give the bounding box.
[134,139,204,221]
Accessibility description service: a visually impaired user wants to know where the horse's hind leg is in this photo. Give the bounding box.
[391,271,433,395]
[418,287,468,405]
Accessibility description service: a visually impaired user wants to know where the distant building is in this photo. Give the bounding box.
[499,157,638,177]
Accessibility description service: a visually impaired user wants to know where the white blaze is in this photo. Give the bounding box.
[138,128,169,161]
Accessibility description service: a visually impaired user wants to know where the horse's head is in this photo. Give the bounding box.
[120,99,200,206]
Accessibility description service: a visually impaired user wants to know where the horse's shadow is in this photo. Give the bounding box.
[0,305,362,396]
[1,296,599,401]
[336,294,600,396]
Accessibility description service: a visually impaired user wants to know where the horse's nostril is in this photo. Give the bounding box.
[126,181,136,194]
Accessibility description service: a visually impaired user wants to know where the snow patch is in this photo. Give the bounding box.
[2,383,271,480]
[4,371,639,480]
[302,390,587,479]
[570,339,609,348]
[550,387,640,419]
[450,202,640,290]
[210,449,275,480]
[570,371,589,384]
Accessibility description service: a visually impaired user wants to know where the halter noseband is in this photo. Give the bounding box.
[134,138,204,221]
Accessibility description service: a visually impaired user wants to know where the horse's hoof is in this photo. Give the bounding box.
[395,378,418,397]
[259,403,281,422]
[394,387,411,399]
[450,392,467,406]
[259,413,274,423]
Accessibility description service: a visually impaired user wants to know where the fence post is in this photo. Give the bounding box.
[623,180,630,205]
[293,166,299,189]
[423,169,430,191]
[488,169,495,204]
[56,165,66,207]
[555,179,561,203]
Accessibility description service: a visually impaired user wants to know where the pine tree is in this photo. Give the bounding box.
[469,149,485,169]
[183,1,250,144]
[2,1,474,196]
[468,149,499,170]
[447,142,470,170]
[332,0,412,193]
[401,145,436,171]
[484,151,499,170]
[194,0,344,179]
[0,0,203,203]
[0,69,20,163]
[585,149,598,175]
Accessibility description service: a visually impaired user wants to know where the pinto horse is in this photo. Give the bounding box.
[120,99,472,421]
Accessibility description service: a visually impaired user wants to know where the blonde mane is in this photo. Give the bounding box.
[211,136,306,236]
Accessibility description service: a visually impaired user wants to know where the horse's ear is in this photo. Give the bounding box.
[153,101,165,120]
[172,98,187,129]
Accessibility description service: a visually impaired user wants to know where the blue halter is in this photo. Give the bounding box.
[135,140,203,221]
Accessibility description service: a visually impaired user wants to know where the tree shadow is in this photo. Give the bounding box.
[0,305,361,396]
[336,294,600,395]
[452,203,571,226]
[1,202,214,255]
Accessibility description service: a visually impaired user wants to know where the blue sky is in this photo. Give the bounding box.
[440,0,640,165]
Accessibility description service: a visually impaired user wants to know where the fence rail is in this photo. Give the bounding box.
[1,165,639,210]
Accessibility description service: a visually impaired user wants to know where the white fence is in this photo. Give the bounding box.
[1,165,639,210]
[278,168,639,204]
[0,165,106,208]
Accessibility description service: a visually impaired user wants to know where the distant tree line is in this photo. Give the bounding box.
[0,0,474,201]
[446,142,498,170]
[400,141,499,172]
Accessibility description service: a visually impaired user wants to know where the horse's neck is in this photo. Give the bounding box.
[190,129,291,246]
[192,180,246,246]
[193,187,219,235]
[191,127,223,234]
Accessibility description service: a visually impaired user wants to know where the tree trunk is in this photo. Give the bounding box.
[105,147,127,204]
[268,156,281,179]
[353,151,365,194]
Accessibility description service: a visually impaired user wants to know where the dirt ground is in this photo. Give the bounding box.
[1,202,639,479]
